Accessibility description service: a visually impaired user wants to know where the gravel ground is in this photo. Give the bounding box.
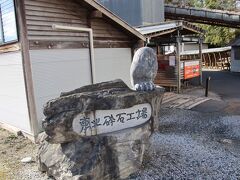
[0,128,48,180]
[130,108,240,180]
[1,108,240,179]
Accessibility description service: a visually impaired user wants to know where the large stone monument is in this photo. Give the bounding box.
[38,47,164,180]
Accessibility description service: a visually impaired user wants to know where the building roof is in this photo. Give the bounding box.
[136,21,204,38]
[83,0,146,41]
[181,46,231,56]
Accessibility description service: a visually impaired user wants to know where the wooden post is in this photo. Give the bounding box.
[176,32,181,94]
[219,52,222,69]
[199,37,203,85]
[213,52,217,69]
[203,53,206,66]
[15,0,39,138]
[207,53,211,68]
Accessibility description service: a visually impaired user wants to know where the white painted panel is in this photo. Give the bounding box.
[231,49,240,72]
[181,43,208,52]
[94,48,132,87]
[72,103,152,136]
[30,49,92,130]
[0,51,31,133]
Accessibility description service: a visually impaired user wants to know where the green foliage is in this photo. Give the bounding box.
[201,0,238,47]
[186,0,238,47]
[202,25,236,47]
[204,0,236,10]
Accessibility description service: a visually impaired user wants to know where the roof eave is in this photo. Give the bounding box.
[136,21,204,38]
[83,0,146,41]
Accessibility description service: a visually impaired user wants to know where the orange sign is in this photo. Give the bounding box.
[184,61,200,79]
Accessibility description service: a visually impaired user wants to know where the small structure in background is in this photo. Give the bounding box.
[136,21,204,93]
[181,47,231,70]
[0,0,145,140]
[230,37,240,72]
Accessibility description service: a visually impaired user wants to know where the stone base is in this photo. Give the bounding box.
[38,122,151,180]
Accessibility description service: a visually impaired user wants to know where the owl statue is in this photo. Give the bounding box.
[130,47,158,91]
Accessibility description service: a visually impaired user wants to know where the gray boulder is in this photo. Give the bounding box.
[38,80,164,180]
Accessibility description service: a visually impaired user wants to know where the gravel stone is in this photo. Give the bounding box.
[130,108,240,179]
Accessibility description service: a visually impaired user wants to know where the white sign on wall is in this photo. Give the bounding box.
[169,56,176,66]
[72,103,152,136]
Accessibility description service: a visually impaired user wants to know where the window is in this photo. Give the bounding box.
[0,0,18,45]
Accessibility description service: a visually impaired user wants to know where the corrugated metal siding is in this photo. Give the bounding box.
[94,48,132,87]
[0,51,31,133]
[99,0,142,26]
[29,49,92,130]
[141,0,164,26]
[98,0,164,26]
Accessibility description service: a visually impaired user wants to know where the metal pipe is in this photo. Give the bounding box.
[52,24,95,84]
[205,76,211,97]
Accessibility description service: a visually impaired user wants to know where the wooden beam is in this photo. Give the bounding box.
[0,42,20,53]
[29,40,132,50]
[207,53,211,68]
[15,0,39,138]
[199,37,203,85]
[213,52,217,69]
[202,53,206,66]
[146,29,177,38]
[176,33,181,94]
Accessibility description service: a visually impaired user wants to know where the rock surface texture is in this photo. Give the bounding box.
[130,47,158,91]
[38,80,164,180]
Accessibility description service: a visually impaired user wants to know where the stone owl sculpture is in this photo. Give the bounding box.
[130,47,158,91]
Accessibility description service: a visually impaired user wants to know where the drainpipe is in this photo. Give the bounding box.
[52,24,95,84]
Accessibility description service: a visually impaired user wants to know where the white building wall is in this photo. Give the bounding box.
[231,47,240,72]
[94,48,132,87]
[29,49,92,131]
[30,48,133,132]
[0,51,31,134]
